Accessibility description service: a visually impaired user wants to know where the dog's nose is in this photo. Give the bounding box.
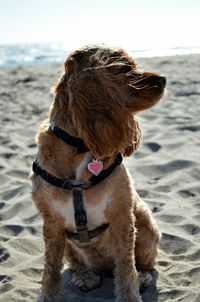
[156,76,167,89]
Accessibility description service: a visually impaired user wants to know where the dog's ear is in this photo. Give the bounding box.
[54,51,83,94]
[67,67,140,159]
[52,56,79,111]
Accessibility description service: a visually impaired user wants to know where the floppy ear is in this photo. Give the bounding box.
[53,53,80,94]
[67,65,140,159]
[51,55,78,117]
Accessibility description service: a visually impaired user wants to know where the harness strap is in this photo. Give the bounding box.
[32,161,88,190]
[72,188,90,243]
[66,223,109,242]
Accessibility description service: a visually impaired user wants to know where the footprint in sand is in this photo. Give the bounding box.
[28,143,36,148]
[145,142,161,152]
[178,224,200,235]
[178,125,200,132]
[1,225,23,236]
[0,283,14,293]
[0,248,10,263]
[148,201,165,213]
[161,233,192,254]
[23,213,39,224]
[2,187,22,200]
[158,214,184,224]
[0,275,12,283]
[0,202,5,210]
[178,189,196,198]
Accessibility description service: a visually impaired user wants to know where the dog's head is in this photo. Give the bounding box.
[54,45,166,159]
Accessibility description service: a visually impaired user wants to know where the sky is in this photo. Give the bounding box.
[0,0,200,50]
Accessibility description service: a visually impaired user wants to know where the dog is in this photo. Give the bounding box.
[31,45,166,302]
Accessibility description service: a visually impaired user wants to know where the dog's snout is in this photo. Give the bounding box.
[156,75,167,89]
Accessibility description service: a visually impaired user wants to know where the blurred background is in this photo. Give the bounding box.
[0,0,200,66]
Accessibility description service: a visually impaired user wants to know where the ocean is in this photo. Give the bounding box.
[1,43,200,67]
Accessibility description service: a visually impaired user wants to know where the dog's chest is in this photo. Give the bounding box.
[51,154,112,230]
[52,193,111,230]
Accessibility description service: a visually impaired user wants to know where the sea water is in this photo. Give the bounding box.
[0,43,200,67]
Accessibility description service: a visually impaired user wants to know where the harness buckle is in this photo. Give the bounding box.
[74,210,87,226]
[76,225,90,243]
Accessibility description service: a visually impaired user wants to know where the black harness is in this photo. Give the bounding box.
[32,124,122,243]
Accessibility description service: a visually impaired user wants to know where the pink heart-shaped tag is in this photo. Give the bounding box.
[88,160,103,176]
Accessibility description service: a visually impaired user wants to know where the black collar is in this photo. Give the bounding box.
[49,123,89,153]
[32,153,122,191]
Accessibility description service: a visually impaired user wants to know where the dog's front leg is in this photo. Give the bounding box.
[38,221,65,302]
[112,212,142,302]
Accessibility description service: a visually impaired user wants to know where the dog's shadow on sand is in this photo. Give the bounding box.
[62,269,159,302]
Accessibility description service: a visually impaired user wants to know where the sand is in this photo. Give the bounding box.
[0,54,200,302]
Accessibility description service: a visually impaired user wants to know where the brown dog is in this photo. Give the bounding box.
[31,45,166,302]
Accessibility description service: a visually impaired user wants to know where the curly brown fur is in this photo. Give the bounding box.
[31,45,165,302]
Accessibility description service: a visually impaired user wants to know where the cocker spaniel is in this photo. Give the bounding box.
[31,45,166,302]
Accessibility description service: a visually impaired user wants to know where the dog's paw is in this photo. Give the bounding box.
[71,267,101,292]
[138,271,152,290]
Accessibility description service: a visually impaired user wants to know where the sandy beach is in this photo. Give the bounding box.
[0,54,200,302]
